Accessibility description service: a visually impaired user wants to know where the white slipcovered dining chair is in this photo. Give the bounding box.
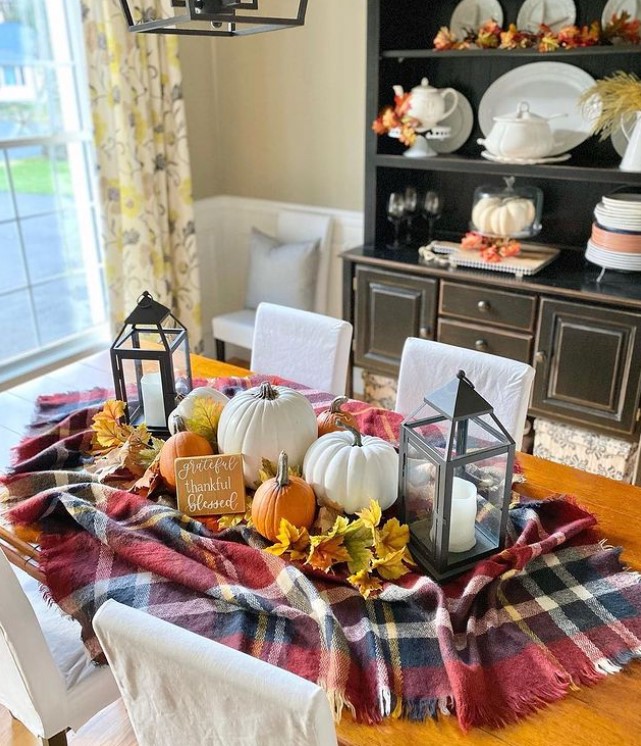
[212,209,334,361]
[0,551,119,746]
[92,599,338,746]
[251,302,353,395]
[396,338,535,449]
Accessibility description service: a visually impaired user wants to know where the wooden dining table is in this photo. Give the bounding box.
[1,351,641,746]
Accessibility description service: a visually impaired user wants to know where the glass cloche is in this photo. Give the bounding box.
[470,177,543,239]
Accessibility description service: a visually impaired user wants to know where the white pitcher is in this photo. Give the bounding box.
[620,111,641,172]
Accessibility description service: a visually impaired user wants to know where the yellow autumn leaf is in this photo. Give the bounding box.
[375,517,410,559]
[264,519,311,560]
[91,399,132,449]
[307,534,351,572]
[183,398,223,445]
[217,513,244,530]
[356,500,382,530]
[347,569,383,599]
[372,547,411,581]
[100,399,127,421]
[255,458,301,488]
[341,518,374,574]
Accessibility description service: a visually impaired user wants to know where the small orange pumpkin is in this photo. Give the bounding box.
[251,451,317,542]
[317,396,358,437]
[159,418,214,489]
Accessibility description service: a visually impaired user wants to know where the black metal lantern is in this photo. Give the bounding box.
[110,291,192,435]
[398,371,515,582]
[118,0,308,37]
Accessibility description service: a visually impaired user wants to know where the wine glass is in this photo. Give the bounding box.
[387,192,405,249]
[423,190,443,243]
[403,186,419,244]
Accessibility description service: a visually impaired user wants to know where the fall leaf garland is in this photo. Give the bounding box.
[266,500,415,599]
[433,13,640,52]
[91,399,164,469]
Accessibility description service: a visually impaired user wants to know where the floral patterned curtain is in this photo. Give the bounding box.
[81,0,202,350]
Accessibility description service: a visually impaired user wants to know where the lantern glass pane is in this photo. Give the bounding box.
[404,439,440,554]
[118,356,144,426]
[442,451,510,564]
[170,333,190,392]
[405,417,453,463]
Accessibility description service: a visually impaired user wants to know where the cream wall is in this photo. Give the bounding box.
[179,0,367,212]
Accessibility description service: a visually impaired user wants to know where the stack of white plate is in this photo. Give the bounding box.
[588,192,641,273]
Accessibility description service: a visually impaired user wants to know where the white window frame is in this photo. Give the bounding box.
[0,0,109,389]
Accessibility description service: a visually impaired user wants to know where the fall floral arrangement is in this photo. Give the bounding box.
[266,499,414,599]
[371,90,419,146]
[460,232,522,263]
[579,71,641,140]
[433,12,640,52]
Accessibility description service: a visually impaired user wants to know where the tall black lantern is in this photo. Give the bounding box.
[398,371,515,581]
[110,291,192,435]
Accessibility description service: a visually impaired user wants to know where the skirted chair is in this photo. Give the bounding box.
[212,209,333,360]
[0,552,119,746]
[395,338,535,449]
[93,599,338,746]
[250,302,353,395]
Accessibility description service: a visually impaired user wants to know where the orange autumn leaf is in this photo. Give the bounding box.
[347,569,383,600]
[307,534,351,573]
[265,519,311,561]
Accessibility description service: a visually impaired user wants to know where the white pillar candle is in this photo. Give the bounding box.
[140,372,166,428]
[449,477,478,553]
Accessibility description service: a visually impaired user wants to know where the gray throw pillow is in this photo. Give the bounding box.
[244,228,320,311]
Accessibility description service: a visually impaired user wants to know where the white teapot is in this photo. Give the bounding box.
[478,101,566,160]
[394,78,459,133]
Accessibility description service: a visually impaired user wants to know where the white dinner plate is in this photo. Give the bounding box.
[587,240,641,268]
[449,0,503,38]
[479,62,597,156]
[602,0,641,26]
[517,0,576,33]
[603,192,641,206]
[429,92,474,154]
[481,150,571,165]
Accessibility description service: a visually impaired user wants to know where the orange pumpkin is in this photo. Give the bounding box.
[159,424,214,489]
[252,451,317,542]
[317,396,358,437]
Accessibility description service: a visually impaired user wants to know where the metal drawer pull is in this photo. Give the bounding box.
[475,339,488,352]
[419,326,429,339]
[534,350,547,365]
[477,300,491,312]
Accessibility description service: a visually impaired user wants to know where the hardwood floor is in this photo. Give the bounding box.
[0,702,135,746]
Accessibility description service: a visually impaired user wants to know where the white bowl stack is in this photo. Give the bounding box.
[588,192,641,273]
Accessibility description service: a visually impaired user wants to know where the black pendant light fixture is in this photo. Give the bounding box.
[119,0,308,37]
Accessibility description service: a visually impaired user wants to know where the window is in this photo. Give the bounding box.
[0,0,107,385]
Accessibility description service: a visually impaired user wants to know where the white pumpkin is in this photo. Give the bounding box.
[471,196,535,237]
[303,426,399,513]
[168,386,229,435]
[217,381,317,487]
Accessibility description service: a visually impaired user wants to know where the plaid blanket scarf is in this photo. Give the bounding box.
[2,376,641,731]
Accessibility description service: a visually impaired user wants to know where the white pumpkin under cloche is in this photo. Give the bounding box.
[217,381,317,487]
[167,386,229,435]
[303,425,399,514]
[470,177,542,238]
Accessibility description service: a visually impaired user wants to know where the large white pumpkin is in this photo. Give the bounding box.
[217,381,317,487]
[303,426,398,513]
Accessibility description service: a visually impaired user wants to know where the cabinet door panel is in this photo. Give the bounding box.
[532,299,641,435]
[354,267,437,375]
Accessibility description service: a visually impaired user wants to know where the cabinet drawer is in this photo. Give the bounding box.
[437,319,532,364]
[439,281,536,332]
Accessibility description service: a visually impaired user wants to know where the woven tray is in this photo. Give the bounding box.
[421,241,560,278]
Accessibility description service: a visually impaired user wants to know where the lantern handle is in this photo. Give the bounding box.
[137,290,154,307]
[457,370,475,389]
